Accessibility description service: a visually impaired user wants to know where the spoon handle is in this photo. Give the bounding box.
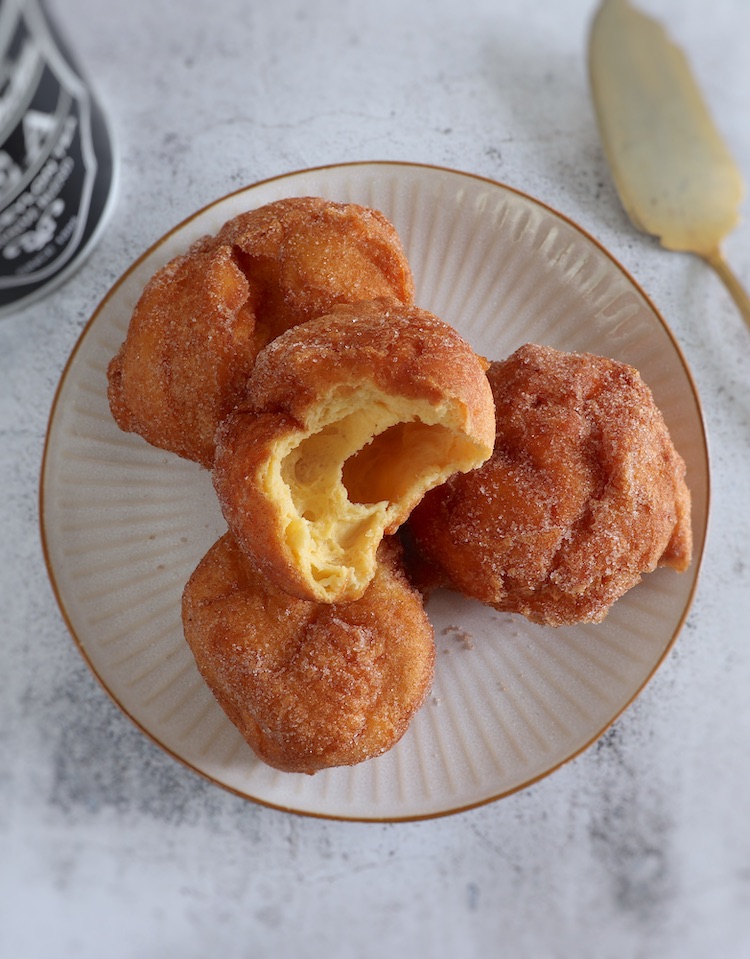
[703,249,750,332]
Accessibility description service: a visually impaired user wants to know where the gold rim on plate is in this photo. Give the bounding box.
[39,161,710,822]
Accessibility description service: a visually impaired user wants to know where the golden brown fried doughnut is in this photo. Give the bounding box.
[406,343,692,626]
[215,196,415,336]
[107,197,415,467]
[182,534,435,774]
[212,298,496,605]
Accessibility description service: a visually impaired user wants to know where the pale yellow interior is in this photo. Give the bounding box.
[259,387,485,600]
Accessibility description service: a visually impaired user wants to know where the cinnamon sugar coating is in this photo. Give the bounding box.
[182,535,435,774]
[406,343,692,626]
[107,197,415,467]
[212,299,496,605]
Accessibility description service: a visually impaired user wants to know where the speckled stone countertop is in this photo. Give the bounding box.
[2,0,749,956]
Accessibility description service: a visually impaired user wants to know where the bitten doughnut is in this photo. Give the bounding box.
[406,343,692,626]
[182,534,435,774]
[213,299,496,604]
[107,197,415,467]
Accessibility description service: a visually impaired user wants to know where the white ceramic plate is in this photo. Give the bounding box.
[40,162,709,821]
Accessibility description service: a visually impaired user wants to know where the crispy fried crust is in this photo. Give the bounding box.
[212,299,496,604]
[181,535,435,774]
[107,197,415,467]
[406,343,692,626]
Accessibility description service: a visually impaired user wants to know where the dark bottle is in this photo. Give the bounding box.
[0,0,117,317]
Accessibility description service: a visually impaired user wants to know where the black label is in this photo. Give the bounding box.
[0,0,115,315]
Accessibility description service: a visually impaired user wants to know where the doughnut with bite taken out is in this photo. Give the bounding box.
[212,298,496,605]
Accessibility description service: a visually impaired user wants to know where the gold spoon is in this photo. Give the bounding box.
[588,0,750,329]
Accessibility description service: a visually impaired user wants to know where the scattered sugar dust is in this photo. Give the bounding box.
[441,623,475,652]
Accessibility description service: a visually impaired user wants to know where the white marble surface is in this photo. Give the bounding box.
[2,0,749,956]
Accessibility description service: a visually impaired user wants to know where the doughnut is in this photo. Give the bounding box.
[107,197,415,467]
[405,343,692,626]
[212,298,496,604]
[181,534,435,774]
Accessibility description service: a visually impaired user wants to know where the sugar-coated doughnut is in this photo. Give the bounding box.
[107,197,415,467]
[182,534,435,774]
[212,298,496,605]
[405,343,692,626]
